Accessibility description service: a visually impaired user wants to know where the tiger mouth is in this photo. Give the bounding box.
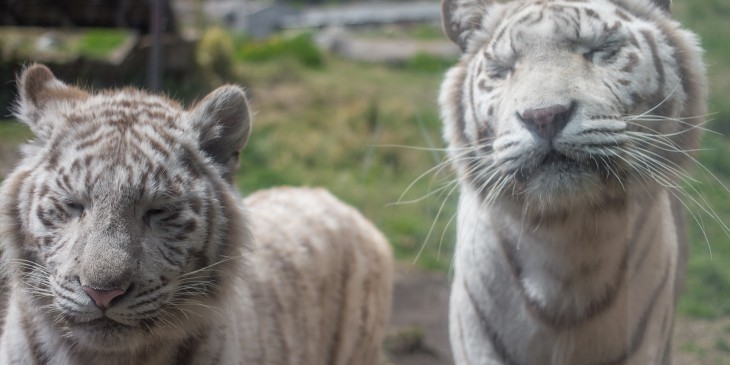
[541,151,575,165]
[75,317,132,331]
[514,150,621,186]
[515,151,579,182]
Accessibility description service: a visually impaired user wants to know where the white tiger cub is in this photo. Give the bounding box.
[440,0,706,364]
[0,64,393,365]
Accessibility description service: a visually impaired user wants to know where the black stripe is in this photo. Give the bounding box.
[157,246,182,267]
[601,80,626,111]
[455,308,472,364]
[598,262,671,365]
[497,225,630,330]
[620,52,640,73]
[630,222,659,280]
[492,26,509,51]
[615,8,631,21]
[20,310,48,365]
[463,281,523,365]
[639,30,666,97]
[261,245,293,363]
[328,246,351,365]
[174,335,202,365]
[577,126,624,136]
[584,8,600,19]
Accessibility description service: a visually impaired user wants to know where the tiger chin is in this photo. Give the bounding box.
[440,0,706,364]
[0,64,393,365]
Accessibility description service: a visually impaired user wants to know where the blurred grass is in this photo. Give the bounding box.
[673,0,730,319]
[0,120,32,141]
[78,29,129,58]
[0,28,132,61]
[673,0,730,136]
[234,33,324,68]
[232,52,456,269]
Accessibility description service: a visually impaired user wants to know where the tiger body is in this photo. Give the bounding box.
[0,65,393,365]
[439,0,705,364]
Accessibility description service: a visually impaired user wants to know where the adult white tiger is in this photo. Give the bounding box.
[0,64,394,364]
[439,0,706,364]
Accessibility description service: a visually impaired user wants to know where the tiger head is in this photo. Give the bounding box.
[0,65,252,351]
[439,0,706,215]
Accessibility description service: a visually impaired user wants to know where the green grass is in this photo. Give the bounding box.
[78,29,130,58]
[232,55,455,269]
[355,23,447,40]
[680,340,707,357]
[403,53,458,73]
[674,0,730,135]
[716,337,730,353]
[672,0,730,319]
[0,120,32,141]
[0,28,132,61]
[234,33,324,69]
[679,162,730,318]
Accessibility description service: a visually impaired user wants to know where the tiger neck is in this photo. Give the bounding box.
[461,186,673,325]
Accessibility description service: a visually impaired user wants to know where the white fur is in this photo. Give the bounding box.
[440,0,706,363]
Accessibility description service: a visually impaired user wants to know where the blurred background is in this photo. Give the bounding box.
[0,0,728,363]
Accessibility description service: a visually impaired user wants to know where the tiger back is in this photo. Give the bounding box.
[0,64,393,365]
[439,0,706,364]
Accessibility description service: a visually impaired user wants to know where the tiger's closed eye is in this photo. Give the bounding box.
[64,201,85,217]
[582,42,625,63]
[582,49,599,61]
[65,201,84,211]
[143,208,166,224]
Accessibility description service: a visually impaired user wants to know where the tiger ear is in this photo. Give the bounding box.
[15,64,88,140]
[188,85,252,183]
[441,0,494,52]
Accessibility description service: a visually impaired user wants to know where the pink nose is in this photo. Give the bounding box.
[519,103,573,140]
[82,286,126,309]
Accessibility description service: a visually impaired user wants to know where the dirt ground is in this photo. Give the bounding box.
[386,265,730,365]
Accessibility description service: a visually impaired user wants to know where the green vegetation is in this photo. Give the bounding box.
[197,27,237,84]
[674,0,730,136]
[0,28,132,61]
[357,23,447,40]
[78,29,130,58]
[403,53,457,73]
[673,1,730,319]
[231,54,454,269]
[680,340,707,356]
[234,32,324,68]
[0,120,32,141]
[679,165,730,318]
[715,338,730,353]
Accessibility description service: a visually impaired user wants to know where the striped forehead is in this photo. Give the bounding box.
[47,92,196,199]
[495,1,631,49]
[69,91,182,128]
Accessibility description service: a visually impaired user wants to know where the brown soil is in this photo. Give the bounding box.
[386,265,730,365]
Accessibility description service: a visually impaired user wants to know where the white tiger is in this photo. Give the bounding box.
[0,64,394,365]
[439,0,706,364]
